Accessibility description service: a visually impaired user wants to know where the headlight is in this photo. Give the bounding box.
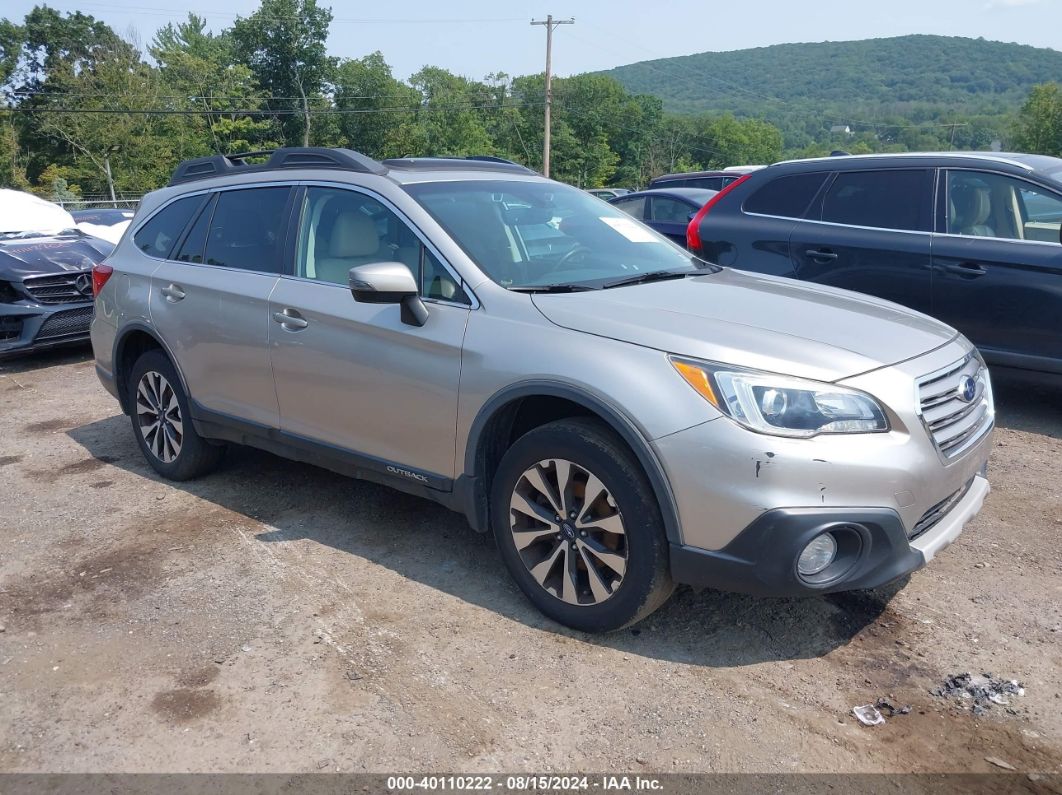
[670,357,889,438]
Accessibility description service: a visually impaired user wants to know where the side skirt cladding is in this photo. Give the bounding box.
[190,402,463,512]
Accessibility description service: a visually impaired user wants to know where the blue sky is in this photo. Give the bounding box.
[6,0,1061,80]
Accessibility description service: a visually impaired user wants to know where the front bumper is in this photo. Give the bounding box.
[0,300,94,358]
[669,474,989,595]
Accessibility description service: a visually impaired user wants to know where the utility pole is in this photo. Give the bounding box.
[531,14,574,178]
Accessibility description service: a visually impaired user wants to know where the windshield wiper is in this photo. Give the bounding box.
[509,283,598,293]
[600,269,699,290]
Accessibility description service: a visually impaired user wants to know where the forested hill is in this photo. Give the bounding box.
[604,35,1062,117]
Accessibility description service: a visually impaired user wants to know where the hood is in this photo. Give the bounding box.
[0,233,113,281]
[0,189,76,235]
[531,268,958,382]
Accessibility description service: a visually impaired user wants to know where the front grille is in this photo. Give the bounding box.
[34,306,94,341]
[22,272,93,305]
[916,355,993,460]
[909,478,973,540]
[0,316,22,341]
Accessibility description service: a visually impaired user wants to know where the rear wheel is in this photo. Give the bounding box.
[491,418,673,632]
[128,349,223,481]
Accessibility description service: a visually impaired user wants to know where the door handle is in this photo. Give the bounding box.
[160,283,186,302]
[272,309,309,330]
[804,249,838,262]
[942,262,988,278]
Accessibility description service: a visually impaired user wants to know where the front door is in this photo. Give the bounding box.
[932,169,1062,374]
[268,185,472,483]
[148,186,294,427]
[789,168,936,315]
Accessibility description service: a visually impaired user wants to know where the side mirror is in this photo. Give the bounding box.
[348,262,429,327]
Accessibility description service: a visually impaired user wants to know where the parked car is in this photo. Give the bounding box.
[70,208,136,227]
[587,188,632,200]
[92,147,993,632]
[687,152,1062,382]
[0,189,113,358]
[609,188,718,245]
[649,170,742,192]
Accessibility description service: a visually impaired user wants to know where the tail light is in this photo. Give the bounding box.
[686,173,753,253]
[92,261,114,297]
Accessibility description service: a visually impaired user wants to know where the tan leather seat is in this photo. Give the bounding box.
[952,184,996,238]
[315,212,382,284]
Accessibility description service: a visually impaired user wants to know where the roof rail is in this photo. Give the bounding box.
[380,156,537,175]
[168,147,388,186]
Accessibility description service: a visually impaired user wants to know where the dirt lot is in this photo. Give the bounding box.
[1,347,1060,775]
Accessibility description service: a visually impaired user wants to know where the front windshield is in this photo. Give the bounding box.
[404,179,715,290]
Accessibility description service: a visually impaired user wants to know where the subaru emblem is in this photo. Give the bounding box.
[957,375,977,403]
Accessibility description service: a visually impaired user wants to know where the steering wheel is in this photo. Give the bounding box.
[554,244,593,270]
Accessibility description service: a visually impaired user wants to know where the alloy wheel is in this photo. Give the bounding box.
[508,458,628,606]
[136,370,183,463]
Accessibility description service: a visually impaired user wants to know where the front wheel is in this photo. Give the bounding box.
[491,418,673,632]
[127,349,224,481]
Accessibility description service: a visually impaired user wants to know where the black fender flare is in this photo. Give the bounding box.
[463,379,684,545]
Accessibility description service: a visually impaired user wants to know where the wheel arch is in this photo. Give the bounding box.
[112,322,187,415]
[462,380,683,545]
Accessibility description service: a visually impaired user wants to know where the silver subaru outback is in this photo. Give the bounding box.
[90,148,994,632]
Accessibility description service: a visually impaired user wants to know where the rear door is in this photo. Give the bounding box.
[932,169,1062,374]
[148,185,294,427]
[789,168,935,314]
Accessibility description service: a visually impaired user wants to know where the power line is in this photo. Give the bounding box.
[43,2,524,24]
[1,101,546,116]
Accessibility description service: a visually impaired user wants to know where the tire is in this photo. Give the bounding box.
[127,349,224,481]
[490,418,673,632]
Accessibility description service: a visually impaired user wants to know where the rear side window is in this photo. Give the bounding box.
[819,169,933,232]
[611,195,646,218]
[686,177,724,191]
[204,187,291,273]
[133,196,201,258]
[744,172,828,218]
[175,195,216,264]
[650,196,693,222]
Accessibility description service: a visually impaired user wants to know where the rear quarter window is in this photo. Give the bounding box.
[744,172,829,218]
[132,196,202,258]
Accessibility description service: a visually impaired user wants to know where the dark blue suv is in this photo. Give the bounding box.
[688,153,1062,382]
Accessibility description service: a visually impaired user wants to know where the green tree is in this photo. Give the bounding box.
[231,0,335,147]
[151,14,275,154]
[408,66,492,156]
[334,52,421,157]
[1014,83,1062,156]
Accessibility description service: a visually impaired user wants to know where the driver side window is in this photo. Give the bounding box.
[295,187,469,304]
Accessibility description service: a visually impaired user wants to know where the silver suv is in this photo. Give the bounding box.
[91,148,994,632]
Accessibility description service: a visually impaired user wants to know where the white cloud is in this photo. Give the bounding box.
[985,0,1045,8]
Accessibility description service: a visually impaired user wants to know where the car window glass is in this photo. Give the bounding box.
[405,180,702,290]
[745,172,829,218]
[611,196,646,218]
[687,177,722,191]
[296,186,469,303]
[204,187,290,272]
[820,169,932,231]
[133,196,201,259]
[948,171,1062,243]
[175,195,216,264]
[422,247,469,303]
[650,197,692,222]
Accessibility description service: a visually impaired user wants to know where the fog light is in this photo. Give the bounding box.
[797,533,837,577]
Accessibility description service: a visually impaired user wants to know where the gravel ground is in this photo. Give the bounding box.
[1,346,1060,774]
